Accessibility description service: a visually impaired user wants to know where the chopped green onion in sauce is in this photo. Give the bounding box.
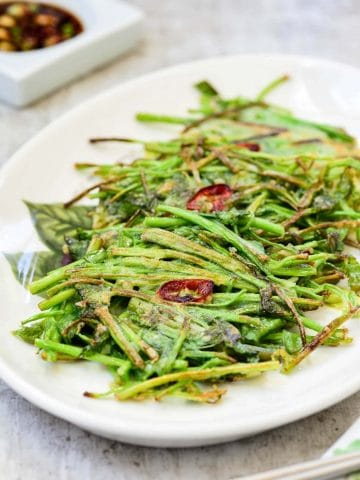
[0,2,83,52]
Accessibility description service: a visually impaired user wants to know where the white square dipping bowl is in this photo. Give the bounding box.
[0,0,143,107]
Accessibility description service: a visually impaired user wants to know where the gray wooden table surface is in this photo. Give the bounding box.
[1,1,360,478]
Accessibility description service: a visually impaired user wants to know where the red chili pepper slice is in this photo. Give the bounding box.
[234,142,260,152]
[186,184,232,212]
[157,279,214,304]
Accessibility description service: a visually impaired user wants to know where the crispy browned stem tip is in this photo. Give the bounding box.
[298,220,360,236]
[64,178,118,208]
[284,307,359,373]
[272,284,307,346]
[182,102,266,133]
[306,307,359,353]
[238,128,287,142]
[292,138,323,145]
[283,209,308,229]
[83,391,94,398]
[124,208,142,227]
[75,162,99,168]
[345,239,360,248]
[89,137,134,144]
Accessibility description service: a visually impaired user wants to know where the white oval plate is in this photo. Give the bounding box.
[0,54,359,448]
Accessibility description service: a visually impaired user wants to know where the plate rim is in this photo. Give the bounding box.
[1,52,360,447]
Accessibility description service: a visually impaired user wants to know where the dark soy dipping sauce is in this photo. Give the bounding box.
[0,2,83,52]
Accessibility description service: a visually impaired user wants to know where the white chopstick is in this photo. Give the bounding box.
[233,450,360,480]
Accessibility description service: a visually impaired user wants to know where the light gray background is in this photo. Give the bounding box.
[0,1,359,478]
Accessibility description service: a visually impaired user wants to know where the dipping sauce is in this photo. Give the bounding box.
[0,2,83,52]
